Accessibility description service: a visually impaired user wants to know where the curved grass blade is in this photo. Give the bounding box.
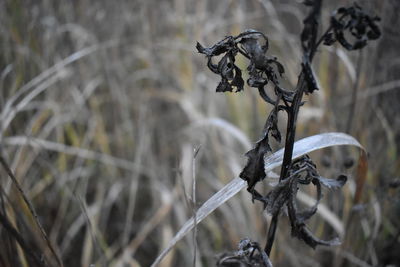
[151,132,367,266]
[0,156,63,266]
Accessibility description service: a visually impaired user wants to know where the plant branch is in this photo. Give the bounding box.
[264,0,323,254]
[196,0,381,262]
[265,72,308,255]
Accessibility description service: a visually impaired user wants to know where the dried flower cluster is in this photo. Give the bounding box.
[325,3,381,50]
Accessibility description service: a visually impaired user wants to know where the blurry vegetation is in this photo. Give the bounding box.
[0,0,399,266]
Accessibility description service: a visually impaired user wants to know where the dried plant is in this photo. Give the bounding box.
[196,0,380,265]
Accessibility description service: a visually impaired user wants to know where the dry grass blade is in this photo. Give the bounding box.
[0,211,43,266]
[151,177,246,267]
[0,40,118,124]
[0,156,63,267]
[151,132,366,266]
[3,136,138,172]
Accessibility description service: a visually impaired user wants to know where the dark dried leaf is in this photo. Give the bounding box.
[286,174,340,248]
[218,54,234,79]
[216,79,231,93]
[240,140,271,193]
[257,86,276,104]
[269,111,281,142]
[212,53,245,92]
[240,103,283,198]
[240,37,266,60]
[291,224,341,249]
[272,59,285,77]
[300,0,322,55]
[323,32,337,45]
[264,178,291,215]
[239,34,284,88]
[232,66,245,91]
[296,179,321,222]
[302,61,319,93]
[196,37,235,57]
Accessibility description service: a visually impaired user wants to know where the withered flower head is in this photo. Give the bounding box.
[325,3,381,50]
[196,30,285,95]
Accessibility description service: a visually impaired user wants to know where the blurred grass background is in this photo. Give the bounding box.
[0,0,399,266]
